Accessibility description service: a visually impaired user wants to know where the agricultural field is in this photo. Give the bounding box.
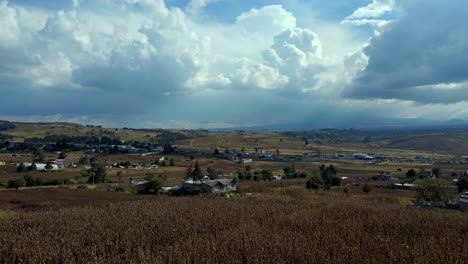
[1,123,468,263]
[0,187,467,263]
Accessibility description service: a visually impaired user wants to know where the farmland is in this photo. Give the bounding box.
[0,121,468,263]
[0,188,467,263]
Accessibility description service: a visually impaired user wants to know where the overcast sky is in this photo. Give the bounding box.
[1,0,467,128]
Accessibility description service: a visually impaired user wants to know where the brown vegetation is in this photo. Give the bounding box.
[0,189,467,263]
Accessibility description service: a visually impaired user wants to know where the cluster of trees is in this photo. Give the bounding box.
[283,164,307,179]
[184,162,226,181]
[86,163,107,184]
[7,176,71,189]
[0,122,16,131]
[401,167,441,183]
[237,169,273,181]
[24,135,122,146]
[0,133,12,140]
[306,164,341,190]
[139,174,164,195]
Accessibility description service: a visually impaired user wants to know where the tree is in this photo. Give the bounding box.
[162,144,174,154]
[24,176,42,187]
[169,159,175,167]
[331,176,342,187]
[319,164,338,189]
[245,165,251,172]
[87,164,107,184]
[276,149,280,156]
[142,179,162,194]
[457,178,468,193]
[207,167,218,180]
[253,171,261,181]
[27,162,37,172]
[417,184,449,203]
[306,177,322,190]
[245,171,253,181]
[190,161,204,182]
[362,183,372,194]
[406,168,417,178]
[237,170,245,181]
[78,156,89,166]
[58,152,67,159]
[185,163,193,179]
[224,148,230,154]
[32,147,46,162]
[260,170,273,181]
[213,148,220,155]
[16,162,27,173]
[432,168,441,178]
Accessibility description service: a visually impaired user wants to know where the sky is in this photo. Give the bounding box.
[1,0,467,129]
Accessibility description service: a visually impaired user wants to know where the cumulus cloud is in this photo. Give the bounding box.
[344,0,468,104]
[1,0,466,128]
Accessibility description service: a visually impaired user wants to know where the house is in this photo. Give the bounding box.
[0,161,5,166]
[51,159,70,168]
[458,192,468,212]
[179,178,237,194]
[419,171,435,179]
[394,183,417,190]
[18,163,59,171]
[241,158,252,164]
[353,153,374,160]
[376,171,396,181]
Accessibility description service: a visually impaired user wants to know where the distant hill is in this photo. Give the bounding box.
[376,134,468,156]
[0,121,205,144]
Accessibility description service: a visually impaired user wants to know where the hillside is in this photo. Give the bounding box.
[0,120,204,144]
[376,133,468,156]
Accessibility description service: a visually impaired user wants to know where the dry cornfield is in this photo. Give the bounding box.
[0,190,467,264]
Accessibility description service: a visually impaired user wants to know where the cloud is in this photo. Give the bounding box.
[344,0,468,104]
[185,0,218,17]
[1,0,467,128]
[342,0,394,28]
[344,0,393,20]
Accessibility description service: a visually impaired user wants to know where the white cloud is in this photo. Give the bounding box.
[345,0,394,20]
[236,5,296,38]
[342,0,394,30]
[185,0,217,17]
[1,0,466,127]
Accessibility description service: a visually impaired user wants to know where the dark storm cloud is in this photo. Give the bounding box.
[344,0,468,104]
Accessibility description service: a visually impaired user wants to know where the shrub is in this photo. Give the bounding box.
[362,183,372,194]
[417,185,449,203]
[331,176,342,186]
[7,179,25,189]
[114,187,126,193]
[139,180,162,195]
[306,177,322,190]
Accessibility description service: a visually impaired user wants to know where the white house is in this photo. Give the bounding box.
[241,158,252,164]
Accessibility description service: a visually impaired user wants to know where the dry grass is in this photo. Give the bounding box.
[0,188,466,263]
